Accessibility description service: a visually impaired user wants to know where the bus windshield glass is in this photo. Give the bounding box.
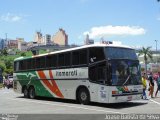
[105,47,141,86]
[105,47,138,60]
[109,60,141,86]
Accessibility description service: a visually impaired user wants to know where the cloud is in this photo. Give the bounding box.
[83,25,146,38]
[0,13,23,22]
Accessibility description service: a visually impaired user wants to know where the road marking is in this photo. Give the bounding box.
[8,98,126,114]
[149,99,160,105]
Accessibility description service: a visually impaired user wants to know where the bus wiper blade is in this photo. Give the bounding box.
[123,75,131,86]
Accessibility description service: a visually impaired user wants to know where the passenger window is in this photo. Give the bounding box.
[89,66,97,82]
[14,62,19,71]
[65,52,71,66]
[26,59,32,70]
[89,47,105,63]
[19,60,26,70]
[46,55,57,68]
[79,49,87,65]
[58,54,65,67]
[72,51,79,65]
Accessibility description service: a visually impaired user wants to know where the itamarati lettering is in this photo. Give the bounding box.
[56,70,78,77]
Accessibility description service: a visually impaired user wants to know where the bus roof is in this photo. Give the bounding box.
[14,43,133,61]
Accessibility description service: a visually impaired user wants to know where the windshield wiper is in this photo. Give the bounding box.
[123,75,131,86]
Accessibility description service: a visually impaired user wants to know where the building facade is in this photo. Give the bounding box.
[34,31,43,45]
[0,39,5,49]
[84,34,94,45]
[44,34,52,45]
[8,39,18,49]
[52,28,68,45]
[17,38,28,51]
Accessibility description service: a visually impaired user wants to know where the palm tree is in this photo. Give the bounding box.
[138,47,153,75]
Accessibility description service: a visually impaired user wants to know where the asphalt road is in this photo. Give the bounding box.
[0,87,160,120]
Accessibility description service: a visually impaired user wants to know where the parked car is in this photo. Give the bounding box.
[4,76,13,89]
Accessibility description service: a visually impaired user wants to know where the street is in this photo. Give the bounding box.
[0,87,160,115]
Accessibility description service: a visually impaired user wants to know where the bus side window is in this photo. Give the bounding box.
[36,57,41,69]
[26,59,31,70]
[19,60,26,70]
[58,53,65,67]
[40,57,46,68]
[64,52,71,67]
[14,61,19,72]
[79,49,87,65]
[52,55,57,68]
[89,62,107,84]
[89,66,97,82]
[46,55,57,68]
[97,63,106,84]
[31,58,36,69]
[46,55,52,68]
[89,47,105,63]
[72,51,79,66]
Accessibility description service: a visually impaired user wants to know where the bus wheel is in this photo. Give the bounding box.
[78,88,90,105]
[24,87,28,98]
[29,87,36,99]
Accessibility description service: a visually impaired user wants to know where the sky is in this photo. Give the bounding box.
[0,0,160,49]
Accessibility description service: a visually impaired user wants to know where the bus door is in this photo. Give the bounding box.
[89,61,109,102]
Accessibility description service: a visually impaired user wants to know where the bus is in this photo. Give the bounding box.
[13,43,143,104]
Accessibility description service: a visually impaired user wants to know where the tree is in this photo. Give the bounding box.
[21,52,26,56]
[4,59,13,69]
[138,47,152,75]
[0,48,8,56]
[0,63,5,73]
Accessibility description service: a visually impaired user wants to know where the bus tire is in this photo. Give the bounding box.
[78,88,90,105]
[24,87,29,98]
[29,87,36,99]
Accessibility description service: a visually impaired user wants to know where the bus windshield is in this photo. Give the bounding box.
[105,47,138,60]
[109,60,141,86]
[104,47,141,85]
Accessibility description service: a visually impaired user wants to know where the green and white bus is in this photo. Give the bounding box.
[13,44,143,104]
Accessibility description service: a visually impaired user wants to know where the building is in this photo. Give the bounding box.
[34,31,43,45]
[44,34,52,45]
[0,39,5,49]
[84,34,94,45]
[52,28,68,45]
[8,39,18,49]
[17,38,28,51]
